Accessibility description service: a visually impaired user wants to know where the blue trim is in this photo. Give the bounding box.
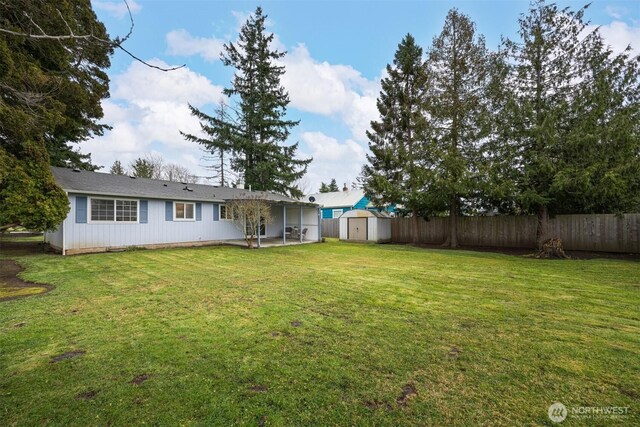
[75,196,87,223]
[165,201,173,221]
[139,200,148,223]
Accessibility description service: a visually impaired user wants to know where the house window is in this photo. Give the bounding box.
[220,204,232,220]
[116,200,138,222]
[332,209,343,218]
[175,202,195,220]
[91,199,114,221]
[90,198,138,222]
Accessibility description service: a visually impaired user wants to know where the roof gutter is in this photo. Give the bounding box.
[61,189,226,203]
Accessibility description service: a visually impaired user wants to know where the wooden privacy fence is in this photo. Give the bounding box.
[321,219,340,238]
[391,214,640,253]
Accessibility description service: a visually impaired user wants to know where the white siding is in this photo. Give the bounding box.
[63,194,320,251]
[44,224,63,250]
[339,217,348,240]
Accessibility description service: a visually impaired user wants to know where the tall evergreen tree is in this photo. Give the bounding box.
[361,34,432,243]
[319,182,329,193]
[185,7,310,197]
[426,9,492,247]
[500,0,595,247]
[552,30,640,214]
[0,0,112,230]
[0,0,112,170]
[183,100,234,187]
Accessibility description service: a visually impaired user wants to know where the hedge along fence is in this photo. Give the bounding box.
[321,219,340,238]
[390,213,640,253]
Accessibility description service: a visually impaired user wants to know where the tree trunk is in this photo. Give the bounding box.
[411,209,419,244]
[450,197,458,248]
[536,205,549,250]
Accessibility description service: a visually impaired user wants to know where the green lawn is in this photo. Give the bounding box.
[1,241,638,426]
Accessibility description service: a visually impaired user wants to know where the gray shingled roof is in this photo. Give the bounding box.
[51,167,316,206]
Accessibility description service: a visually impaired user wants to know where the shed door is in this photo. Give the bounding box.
[348,218,367,240]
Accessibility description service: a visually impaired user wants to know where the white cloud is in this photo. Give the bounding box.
[166,29,226,62]
[596,20,640,53]
[300,132,367,191]
[280,44,380,142]
[92,0,141,18]
[84,59,225,175]
[605,6,627,21]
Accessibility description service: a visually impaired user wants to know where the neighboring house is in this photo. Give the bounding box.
[306,189,370,219]
[46,167,320,255]
[306,189,395,219]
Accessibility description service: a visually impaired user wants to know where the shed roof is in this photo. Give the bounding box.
[51,167,315,206]
[305,189,366,208]
[339,209,392,219]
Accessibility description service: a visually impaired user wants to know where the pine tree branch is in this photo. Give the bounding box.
[0,0,184,72]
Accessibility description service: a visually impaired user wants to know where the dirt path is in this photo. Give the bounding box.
[0,259,54,302]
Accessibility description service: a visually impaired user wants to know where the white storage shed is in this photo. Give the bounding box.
[339,209,392,243]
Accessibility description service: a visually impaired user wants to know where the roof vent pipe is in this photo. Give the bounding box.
[343,183,348,192]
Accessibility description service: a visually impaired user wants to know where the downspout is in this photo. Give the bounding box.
[317,207,322,242]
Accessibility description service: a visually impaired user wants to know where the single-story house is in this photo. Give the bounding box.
[45,167,320,255]
[306,189,370,219]
[306,188,395,219]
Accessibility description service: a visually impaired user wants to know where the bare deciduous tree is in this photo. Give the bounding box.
[226,198,273,249]
[164,163,199,183]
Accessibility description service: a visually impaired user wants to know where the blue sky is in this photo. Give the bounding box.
[87,0,640,193]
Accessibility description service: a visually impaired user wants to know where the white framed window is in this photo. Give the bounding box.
[174,202,195,221]
[332,209,343,218]
[220,204,232,220]
[90,198,138,223]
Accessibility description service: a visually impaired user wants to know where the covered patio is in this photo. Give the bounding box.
[223,199,322,248]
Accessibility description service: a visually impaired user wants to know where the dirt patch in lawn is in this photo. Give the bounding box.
[51,350,85,363]
[75,389,99,400]
[0,238,51,257]
[131,374,150,385]
[449,346,460,359]
[250,385,268,393]
[0,259,54,302]
[396,383,417,406]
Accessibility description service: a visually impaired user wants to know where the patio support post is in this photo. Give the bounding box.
[257,204,261,248]
[318,207,322,242]
[283,205,286,245]
[299,206,303,243]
